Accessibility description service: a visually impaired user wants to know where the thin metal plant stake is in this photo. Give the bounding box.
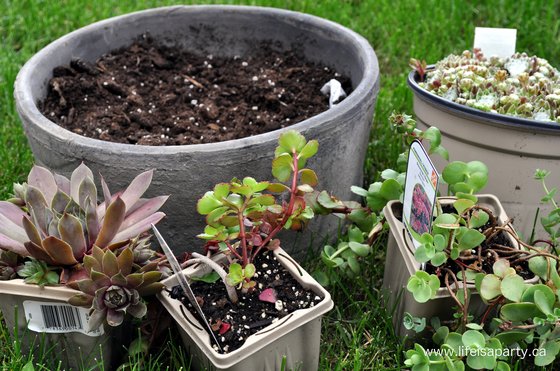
[151,224,224,352]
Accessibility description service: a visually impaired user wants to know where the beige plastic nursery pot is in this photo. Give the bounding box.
[0,279,123,370]
[157,247,333,371]
[382,195,537,337]
[409,70,560,239]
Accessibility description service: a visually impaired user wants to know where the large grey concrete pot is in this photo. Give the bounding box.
[382,195,537,337]
[409,69,560,240]
[14,5,379,256]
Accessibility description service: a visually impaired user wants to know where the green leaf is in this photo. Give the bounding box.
[191,271,220,284]
[277,130,306,154]
[272,153,294,182]
[300,169,318,186]
[462,330,485,348]
[378,179,402,201]
[312,270,329,286]
[197,192,222,214]
[534,289,554,315]
[433,326,449,345]
[500,302,543,321]
[535,341,560,367]
[521,284,555,305]
[444,332,464,356]
[299,140,318,159]
[348,241,371,257]
[500,274,526,302]
[495,331,530,346]
[495,361,510,371]
[454,199,474,214]
[381,169,400,180]
[457,229,485,250]
[431,252,447,267]
[469,210,489,229]
[442,162,468,184]
[480,274,502,301]
[350,186,368,197]
[347,256,360,274]
[317,191,340,209]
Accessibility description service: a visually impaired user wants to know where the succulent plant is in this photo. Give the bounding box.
[68,246,164,330]
[414,50,560,122]
[0,250,22,280]
[17,258,59,287]
[0,163,168,283]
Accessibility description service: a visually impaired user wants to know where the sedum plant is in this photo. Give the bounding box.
[412,49,560,122]
[0,163,169,329]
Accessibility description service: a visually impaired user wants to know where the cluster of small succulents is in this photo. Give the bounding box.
[414,50,560,122]
[0,163,168,328]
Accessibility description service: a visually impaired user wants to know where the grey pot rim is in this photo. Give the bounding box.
[14,4,379,156]
[408,67,560,133]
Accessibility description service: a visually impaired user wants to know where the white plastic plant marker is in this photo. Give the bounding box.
[402,140,439,252]
[473,27,517,58]
[320,79,347,108]
[23,300,104,336]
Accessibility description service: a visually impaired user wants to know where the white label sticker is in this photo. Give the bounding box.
[474,27,517,58]
[23,300,104,337]
[402,141,439,251]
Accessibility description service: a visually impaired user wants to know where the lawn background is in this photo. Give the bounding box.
[1,0,560,369]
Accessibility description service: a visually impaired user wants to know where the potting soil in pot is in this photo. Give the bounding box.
[40,34,352,145]
[170,250,322,353]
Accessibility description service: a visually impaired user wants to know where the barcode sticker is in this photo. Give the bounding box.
[23,300,104,337]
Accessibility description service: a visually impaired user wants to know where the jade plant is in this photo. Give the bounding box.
[412,49,560,122]
[0,163,169,328]
[402,169,560,369]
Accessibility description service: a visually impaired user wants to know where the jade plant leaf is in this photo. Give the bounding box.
[500,302,543,322]
[535,341,560,367]
[500,274,526,302]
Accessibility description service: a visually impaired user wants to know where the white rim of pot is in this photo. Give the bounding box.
[14,5,379,156]
[157,246,333,368]
[408,67,560,133]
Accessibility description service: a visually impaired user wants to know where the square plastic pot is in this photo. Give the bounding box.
[157,247,333,371]
[382,194,537,337]
[0,279,125,370]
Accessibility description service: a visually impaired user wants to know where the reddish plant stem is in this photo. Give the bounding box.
[252,150,299,260]
[225,241,243,261]
[481,296,504,325]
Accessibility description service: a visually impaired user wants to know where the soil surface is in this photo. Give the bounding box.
[40,34,351,145]
[170,250,322,353]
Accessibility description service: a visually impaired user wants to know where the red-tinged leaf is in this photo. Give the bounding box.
[110,272,127,286]
[92,245,104,264]
[24,241,55,264]
[78,176,97,210]
[110,211,165,243]
[21,216,42,246]
[0,201,26,227]
[117,248,133,276]
[85,197,99,247]
[68,293,93,308]
[28,165,58,206]
[107,309,125,327]
[120,170,154,213]
[42,236,78,265]
[121,196,168,229]
[70,163,94,205]
[126,273,144,288]
[100,175,112,213]
[0,233,28,256]
[101,249,119,277]
[51,191,71,213]
[272,154,293,182]
[106,240,130,252]
[267,239,281,251]
[95,197,126,248]
[299,140,318,159]
[91,270,111,287]
[251,233,263,247]
[137,282,165,296]
[267,183,290,193]
[299,169,318,186]
[259,288,278,303]
[25,186,48,233]
[54,173,71,195]
[61,265,89,286]
[77,279,98,295]
[58,213,87,260]
[138,271,162,287]
[219,322,231,335]
[83,255,101,274]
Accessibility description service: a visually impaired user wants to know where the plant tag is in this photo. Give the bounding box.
[473,27,517,58]
[402,141,439,252]
[23,300,104,337]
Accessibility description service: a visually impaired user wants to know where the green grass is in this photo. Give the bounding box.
[2,0,560,369]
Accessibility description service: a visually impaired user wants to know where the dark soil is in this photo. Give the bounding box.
[40,34,351,145]
[170,250,322,353]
